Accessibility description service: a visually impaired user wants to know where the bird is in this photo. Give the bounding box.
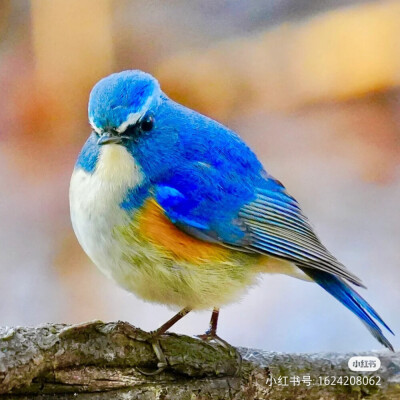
[70,70,394,367]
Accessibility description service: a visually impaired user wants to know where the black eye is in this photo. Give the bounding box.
[140,114,154,132]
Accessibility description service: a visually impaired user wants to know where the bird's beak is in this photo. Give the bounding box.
[97,133,123,146]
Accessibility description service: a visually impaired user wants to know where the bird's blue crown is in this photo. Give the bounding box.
[88,70,161,134]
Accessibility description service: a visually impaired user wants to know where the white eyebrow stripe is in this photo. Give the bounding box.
[115,90,158,133]
[115,111,143,133]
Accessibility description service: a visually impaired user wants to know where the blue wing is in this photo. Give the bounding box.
[155,166,363,287]
[154,161,256,246]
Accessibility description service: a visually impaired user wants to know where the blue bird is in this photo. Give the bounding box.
[70,70,394,363]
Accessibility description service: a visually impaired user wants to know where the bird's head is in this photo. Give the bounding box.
[88,70,161,146]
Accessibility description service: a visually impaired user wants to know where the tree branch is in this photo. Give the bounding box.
[0,321,399,399]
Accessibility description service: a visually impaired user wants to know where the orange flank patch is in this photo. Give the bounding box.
[138,199,230,264]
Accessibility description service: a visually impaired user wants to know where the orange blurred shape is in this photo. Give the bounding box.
[16,79,69,144]
[157,1,400,119]
[157,52,240,121]
[4,0,115,180]
[30,0,115,142]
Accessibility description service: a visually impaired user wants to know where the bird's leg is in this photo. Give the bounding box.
[152,306,191,337]
[138,307,191,376]
[197,307,242,375]
[198,307,220,339]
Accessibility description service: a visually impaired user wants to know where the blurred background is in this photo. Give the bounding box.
[0,0,399,353]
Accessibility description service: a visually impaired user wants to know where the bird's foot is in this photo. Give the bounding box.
[136,334,169,376]
[197,331,242,375]
[136,307,192,375]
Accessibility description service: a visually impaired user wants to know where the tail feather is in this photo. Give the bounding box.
[300,266,394,351]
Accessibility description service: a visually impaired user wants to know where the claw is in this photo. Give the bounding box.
[136,337,169,376]
[197,332,242,376]
[135,307,192,376]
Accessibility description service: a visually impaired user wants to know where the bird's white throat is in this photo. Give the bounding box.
[69,145,144,278]
[95,144,144,186]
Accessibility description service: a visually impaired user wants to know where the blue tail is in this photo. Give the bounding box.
[300,267,394,351]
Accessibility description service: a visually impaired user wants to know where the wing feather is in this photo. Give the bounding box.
[239,189,365,287]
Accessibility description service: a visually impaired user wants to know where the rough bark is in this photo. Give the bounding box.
[0,321,399,399]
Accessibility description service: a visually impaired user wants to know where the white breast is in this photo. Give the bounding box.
[69,145,144,279]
